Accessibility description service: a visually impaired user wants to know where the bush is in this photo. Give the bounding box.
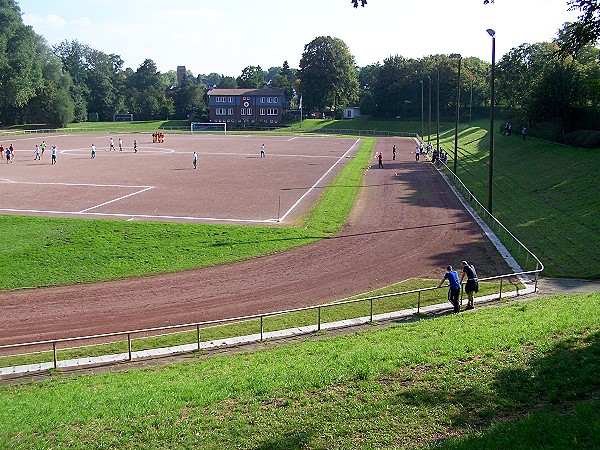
[562,130,600,149]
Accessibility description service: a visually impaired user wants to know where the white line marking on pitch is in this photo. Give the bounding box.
[279,138,360,222]
[0,179,152,189]
[78,186,155,213]
[0,209,278,224]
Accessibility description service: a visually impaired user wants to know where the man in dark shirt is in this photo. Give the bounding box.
[461,260,478,310]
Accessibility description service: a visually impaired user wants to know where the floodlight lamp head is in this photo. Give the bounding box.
[486,29,496,38]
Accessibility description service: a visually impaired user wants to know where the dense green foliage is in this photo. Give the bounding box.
[1,293,598,448]
[298,36,360,113]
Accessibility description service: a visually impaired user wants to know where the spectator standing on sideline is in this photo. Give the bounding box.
[522,127,527,141]
[415,144,420,161]
[378,151,383,168]
[438,265,461,313]
[193,151,197,169]
[460,260,478,310]
[91,144,96,159]
[260,143,265,158]
[51,145,57,164]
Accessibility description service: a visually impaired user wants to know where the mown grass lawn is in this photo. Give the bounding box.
[1,293,598,449]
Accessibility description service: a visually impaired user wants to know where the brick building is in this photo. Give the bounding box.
[207,88,287,125]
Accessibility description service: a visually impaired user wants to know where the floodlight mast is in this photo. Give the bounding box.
[487,28,496,213]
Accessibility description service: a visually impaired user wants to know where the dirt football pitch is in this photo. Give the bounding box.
[0,134,511,346]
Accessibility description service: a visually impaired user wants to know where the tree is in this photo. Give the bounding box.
[54,40,125,120]
[0,0,44,124]
[237,66,265,88]
[298,36,359,113]
[270,61,296,100]
[172,78,207,119]
[28,45,75,127]
[126,59,167,120]
[556,0,600,56]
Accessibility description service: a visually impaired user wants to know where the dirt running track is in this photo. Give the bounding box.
[0,137,510,346]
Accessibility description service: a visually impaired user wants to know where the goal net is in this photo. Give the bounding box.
[191,122,227,135]
[113,113,134,122]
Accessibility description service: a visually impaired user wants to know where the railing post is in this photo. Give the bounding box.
[535,263,539,292]
[370,298,373,322]
[196,324,200,350]
[52,342,57,369]
[499,277,503,299]
[260,316,264,341]
[127,333,132,361]
[417,291,421,313]
[317,306,321,331]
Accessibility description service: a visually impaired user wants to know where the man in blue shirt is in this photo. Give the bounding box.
[438,265,461,313]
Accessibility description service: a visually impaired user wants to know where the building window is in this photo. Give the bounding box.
[216,108,227,115]
[272,98,278,104]
[227,97,233,103]
[215,96,225,103]
[241,108,252,115]
[228,108,233,115]
[267,97,272,103]
[260,108,265,115]
[266,108,278,116]
[261,97,266,103]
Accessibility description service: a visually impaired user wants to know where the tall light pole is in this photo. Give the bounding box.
[436,67,440,152]
[487,28,496,213]
[454,55,462,174]
[420,80,424,139]
[427,75,432,144]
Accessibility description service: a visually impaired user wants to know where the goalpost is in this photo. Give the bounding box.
[190,122,227,135]
[113,113,134,122]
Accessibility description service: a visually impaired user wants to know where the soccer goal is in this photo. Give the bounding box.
[190,122,227,135]
[113,113,134,122]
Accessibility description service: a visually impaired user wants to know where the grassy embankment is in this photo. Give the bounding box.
[1,293,598,449]
[434,119,600,278]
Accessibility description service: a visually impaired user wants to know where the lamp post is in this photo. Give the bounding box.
[420,80,424,140]
[428,75,431,144]
[487,28,496,213]
[454,55,461,174]
[436,67,440,153]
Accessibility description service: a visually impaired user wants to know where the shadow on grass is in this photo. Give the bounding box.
[441,330,600,448]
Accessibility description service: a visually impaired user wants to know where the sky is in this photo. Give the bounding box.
[20,0,580,77]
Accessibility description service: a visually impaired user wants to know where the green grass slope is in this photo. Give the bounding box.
[1,293,598,449]
[437,120,600,278]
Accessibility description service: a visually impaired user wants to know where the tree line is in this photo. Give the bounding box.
[1,0,599,145]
